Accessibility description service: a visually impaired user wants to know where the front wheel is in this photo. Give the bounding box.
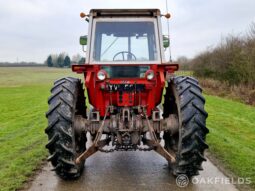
[163,76,209,177]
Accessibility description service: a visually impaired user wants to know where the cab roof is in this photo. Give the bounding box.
[89,9,161,17]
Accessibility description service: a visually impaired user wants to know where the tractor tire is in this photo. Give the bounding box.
[45,77,87,179]
[163,76,209,177]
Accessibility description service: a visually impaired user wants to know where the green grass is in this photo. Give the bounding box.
[0,67,254,190]
[205,95,255,188]
[0,67,80,191]
[175,70,193,76]
[0,67,78,87]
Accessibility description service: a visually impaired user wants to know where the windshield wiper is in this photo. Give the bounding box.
[101,37,119,58]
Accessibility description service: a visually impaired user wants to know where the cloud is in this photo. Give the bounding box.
[0,0,254,62]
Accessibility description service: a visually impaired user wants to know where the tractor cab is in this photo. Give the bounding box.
[81,9,167,64]
[73,9,178,117]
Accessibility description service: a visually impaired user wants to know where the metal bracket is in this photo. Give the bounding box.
[143,112,176,163]
[152,110,161,121]
[91,111,100,122]
[122,107,130,122]
[75,108,109,164]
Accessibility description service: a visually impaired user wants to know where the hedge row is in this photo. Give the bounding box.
[191,23,255,86]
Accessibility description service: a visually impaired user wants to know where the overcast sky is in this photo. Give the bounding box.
[0,0,254,63]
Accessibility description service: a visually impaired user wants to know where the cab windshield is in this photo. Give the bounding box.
[92,21,159,62]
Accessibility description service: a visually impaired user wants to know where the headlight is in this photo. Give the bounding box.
[97,70,107,81]
[146,70,155,80]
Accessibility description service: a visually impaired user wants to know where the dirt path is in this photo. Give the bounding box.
[24,151,238,191]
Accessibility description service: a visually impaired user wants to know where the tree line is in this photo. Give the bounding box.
[45,53,85,68]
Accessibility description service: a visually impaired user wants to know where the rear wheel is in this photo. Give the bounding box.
[45,77,87,179]
[163,76,209,177]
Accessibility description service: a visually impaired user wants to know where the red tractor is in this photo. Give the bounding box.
[45,9,209,179]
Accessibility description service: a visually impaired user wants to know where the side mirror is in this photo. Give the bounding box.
[80,35,88,46]
[163,35,170,48]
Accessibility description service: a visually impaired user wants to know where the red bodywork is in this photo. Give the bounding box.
[72,64,178,117]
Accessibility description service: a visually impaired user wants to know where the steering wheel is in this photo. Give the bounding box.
[113,51,137,61]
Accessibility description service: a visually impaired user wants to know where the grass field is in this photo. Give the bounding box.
[0,67,79,191]
[206,95,255,189]
[0,67,254,190]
